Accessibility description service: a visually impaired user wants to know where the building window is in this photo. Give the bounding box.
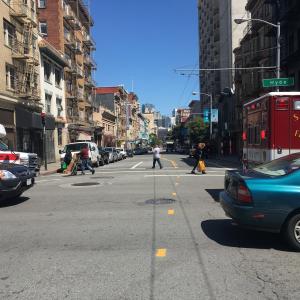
[3,19,15,48]
[56,97,63,117]
[5,64,16,90]
[57,127,62,146]
[45,93,52,114]
[44,60,51,83]
[39,21,47,36]
[55,68,62,88]
[38,0,46,8]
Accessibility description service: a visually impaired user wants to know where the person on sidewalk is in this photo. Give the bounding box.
[80,145,95,175]
[152,145,163,169]
[191,143,206,174]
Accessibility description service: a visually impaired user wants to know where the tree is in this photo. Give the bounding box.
[187,117,209,145]
[149,133,162,147]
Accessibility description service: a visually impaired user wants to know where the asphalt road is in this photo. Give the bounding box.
[0,154,299,299]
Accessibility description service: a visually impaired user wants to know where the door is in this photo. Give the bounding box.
[273,97,290,159]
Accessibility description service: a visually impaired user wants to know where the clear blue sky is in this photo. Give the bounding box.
[90,0,199,115]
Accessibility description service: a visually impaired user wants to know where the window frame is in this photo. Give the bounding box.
[5,64,16,91]
[39,21,48,36]
[38,0,46,8]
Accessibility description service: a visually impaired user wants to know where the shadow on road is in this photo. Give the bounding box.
[0,197,30,208]
[205,189,223,202]
[201,219,291,252]
[181,157,233,168]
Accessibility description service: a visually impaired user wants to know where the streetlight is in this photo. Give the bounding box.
[234,18,281,91]
[192,92,213,140]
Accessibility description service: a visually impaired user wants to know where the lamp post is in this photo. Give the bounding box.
[192,92,213,140]
[234,18,281,92]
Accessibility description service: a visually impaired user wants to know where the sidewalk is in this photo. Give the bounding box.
[39,162,61,176]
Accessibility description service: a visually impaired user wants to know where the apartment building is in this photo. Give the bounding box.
[279,0,300,89]
[0,0,45,155]
[95,87,128,147]
[198,0,247,155]
[128,92,140,143]
[37,0,96,142]
[39,38,68,162]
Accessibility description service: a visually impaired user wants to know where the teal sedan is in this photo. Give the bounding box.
[220,153,300,251]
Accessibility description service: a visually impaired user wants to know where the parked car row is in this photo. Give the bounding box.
[59,142,131,169]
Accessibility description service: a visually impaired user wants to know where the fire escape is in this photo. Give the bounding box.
[9,1,40,103]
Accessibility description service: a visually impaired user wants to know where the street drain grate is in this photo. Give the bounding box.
[92,176,114,179]
[145,198,176,205]
[72,182,100,187]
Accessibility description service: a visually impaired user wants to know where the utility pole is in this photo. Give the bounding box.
[41,112,47,171]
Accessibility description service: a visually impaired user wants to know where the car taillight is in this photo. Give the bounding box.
[238,183,252,204]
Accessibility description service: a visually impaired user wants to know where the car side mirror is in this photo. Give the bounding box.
[91,147,96,151]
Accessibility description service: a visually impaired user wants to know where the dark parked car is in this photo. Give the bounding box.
[220,153,300,251]
[126,149,134,157]
[0,163,35,201]
[98,147,110,165]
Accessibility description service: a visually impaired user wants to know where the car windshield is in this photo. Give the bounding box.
[0,140,9,151]
[104,147,113,152]
[64,143,88,152]
[253,153,300,177]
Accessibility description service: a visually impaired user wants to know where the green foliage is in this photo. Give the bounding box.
[149,133,162,147]
[187,117,209,145]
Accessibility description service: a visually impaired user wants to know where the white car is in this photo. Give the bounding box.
[116,148,127,159]
[60,142,100,167]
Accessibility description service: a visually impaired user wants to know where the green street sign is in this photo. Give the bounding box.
[263,78,294,88]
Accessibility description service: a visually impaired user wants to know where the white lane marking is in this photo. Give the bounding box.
[144,174,225,177]
[131,162,144,169]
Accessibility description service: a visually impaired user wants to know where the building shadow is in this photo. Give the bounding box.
[205,189,223,202]
[201,219,291,252]
[0,197,30,208]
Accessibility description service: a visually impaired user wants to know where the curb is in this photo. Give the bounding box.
[39,169,59,176]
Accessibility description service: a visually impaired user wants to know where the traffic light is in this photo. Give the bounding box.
[41,112,46,126]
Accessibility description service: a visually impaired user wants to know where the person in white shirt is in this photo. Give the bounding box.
[152,145,163,169]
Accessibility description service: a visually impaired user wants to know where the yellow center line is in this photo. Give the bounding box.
[168,209,175,215]
[161,157,178,169]
[156,248,167,257]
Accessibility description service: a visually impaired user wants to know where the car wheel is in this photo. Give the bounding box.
[95,158,100,168]
[284,213,300,251]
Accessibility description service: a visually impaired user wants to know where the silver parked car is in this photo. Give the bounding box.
[104,147,118,163]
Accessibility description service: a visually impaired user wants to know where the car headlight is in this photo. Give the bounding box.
[0,170,17,180]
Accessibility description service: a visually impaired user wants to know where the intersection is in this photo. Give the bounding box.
[0,154,299,299]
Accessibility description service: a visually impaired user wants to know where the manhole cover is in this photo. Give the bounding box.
[72,182,100,187]
[92,176,114,179]
[145,198,176,205]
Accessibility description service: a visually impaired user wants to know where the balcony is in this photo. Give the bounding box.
[12,39,39,65]
[75,65,84,78]
[73,41,82,54]
[77,87,84,101]
[63,5,75,21]
[82,32,96,48]
[64,33,76,49]
[83,54,96,69]
[71,18,81,30]
[84,76,96,87]
[9,1,37,26]
[64,57,77,74]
